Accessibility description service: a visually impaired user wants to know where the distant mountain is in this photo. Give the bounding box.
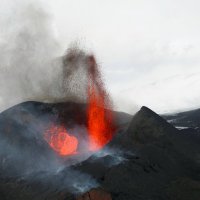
[163,108,200,132]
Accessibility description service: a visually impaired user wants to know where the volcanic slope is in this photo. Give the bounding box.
[0,101,130,161]
[0,102,199,199]
[75,106,200,200]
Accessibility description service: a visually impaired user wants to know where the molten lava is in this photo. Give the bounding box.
[87,55,115,151]
[44,52,115,156]
[44,126,78,156]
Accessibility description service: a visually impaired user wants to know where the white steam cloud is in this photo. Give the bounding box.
[0,0,69,112]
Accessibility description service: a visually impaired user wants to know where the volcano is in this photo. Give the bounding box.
[0,101,200,199]
[45,51,117,156]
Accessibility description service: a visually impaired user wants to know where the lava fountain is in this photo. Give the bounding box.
[87,55,115,151]
[44,51,115,156]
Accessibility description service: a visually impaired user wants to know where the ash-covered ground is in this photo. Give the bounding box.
[0,101,200,200]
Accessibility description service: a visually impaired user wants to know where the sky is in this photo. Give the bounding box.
[1,0,200,114]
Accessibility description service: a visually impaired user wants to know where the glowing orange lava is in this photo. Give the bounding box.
[44,53,115,156]
[87,55,115,151]
[87,84,113,150]
[44,126,78,156]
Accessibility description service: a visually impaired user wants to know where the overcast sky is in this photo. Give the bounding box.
[47,0,200,114]
[1,0,200,114]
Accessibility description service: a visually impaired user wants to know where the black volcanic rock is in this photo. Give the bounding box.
[0,101,130,199]
[76,188,112,200]
[108,106,177,150]
[75,106,200,200]
[126,106,177,142]
[0,102,200,200]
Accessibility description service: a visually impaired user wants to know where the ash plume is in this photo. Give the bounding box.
[0,1,55,110]
[0,0,91,112]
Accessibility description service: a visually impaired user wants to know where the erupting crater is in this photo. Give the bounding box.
[44,125,78,156]
[44,53,115,156]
